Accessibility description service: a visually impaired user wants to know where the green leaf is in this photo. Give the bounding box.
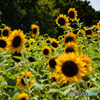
[33,82,44,90]
[92,58,100,61]
[48,88,59,93]
[1,81,8,86]
[12,56,22,60]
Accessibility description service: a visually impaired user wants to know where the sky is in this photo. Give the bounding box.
[83,0,100,11]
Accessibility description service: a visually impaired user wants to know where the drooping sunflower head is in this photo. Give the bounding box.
[51,38,59,48]
[1,26,11,37]
[17,71,34,89]
[31,24,39,38]
[12,51,22,63]
[42,46,51,57]
[17,92,29,100]
[68,8,78,22]
[85,29,94,37]
[64,32,77,45]
[7,29,25,53]
[56,14,69,27]
[79,53,92,72]
[56,52,87,82]
[0,37,8,51]
[64,42,78,54]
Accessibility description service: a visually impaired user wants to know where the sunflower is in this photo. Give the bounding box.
[83,26,87,30]
[29,38,35,46]
[44,34,49,39]
[77,29,85,37]
[58,36,63,41]
[91,25,98,32]
[7,29,25,53]
[51,38,59,48]
[46,38,52,44]
[49,74,58,88]
[56,14,69,27]
[79,53,92,72]
[56,52,87,82]
[24,41,30,49]
[64,42,78,54]
[17,92,29,100]
[97,21,100,30]
[1,26,11,37]
[25,33,31,40]
[85,29,94,37]
[31,24,39,38]
[66,26,72,32]
[81,45,85,50]
[0,37,8,51]
[17,71,34,89]
[68,8,78,22]
[64,32,77,45]
[46,55,57,72]
[49,72,70,87]
[28,57,36,62]
[42,46,51,57]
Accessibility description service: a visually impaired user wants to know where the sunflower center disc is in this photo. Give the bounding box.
[49,58,56,68]
[0,40,6,48]
[32,28,37,34]
[28,57,35,62]
[43,49,49,55]
[46,40,50,43]
[3,29,8,36]
[52,42,58,48]
[21,98,26,100]
[62,61,78,77]
[58,18,65,25]
[69,11,74,18]
[52,77,56,82]
[86,30,92,35]
[12,36,21,47]
[21,78,26,86]
[12,51,21,62]
[65,36,74,43]
[65,47,74,53]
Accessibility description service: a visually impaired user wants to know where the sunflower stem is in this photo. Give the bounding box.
[22,49,30,98]
[77,20,88,54]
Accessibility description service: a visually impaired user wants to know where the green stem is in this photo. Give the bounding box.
[22,49,30,98]
[77,21,87,54]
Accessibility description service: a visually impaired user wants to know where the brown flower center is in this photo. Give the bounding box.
[62,61,78,77]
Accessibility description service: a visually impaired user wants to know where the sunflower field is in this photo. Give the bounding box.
[0,7,100,100]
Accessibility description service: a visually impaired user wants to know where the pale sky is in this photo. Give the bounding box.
[83,0,100,11]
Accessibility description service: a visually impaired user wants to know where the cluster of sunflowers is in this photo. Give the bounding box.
[0,8,100,100]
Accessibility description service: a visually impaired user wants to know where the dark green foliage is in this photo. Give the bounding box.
[0,0,100,38]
